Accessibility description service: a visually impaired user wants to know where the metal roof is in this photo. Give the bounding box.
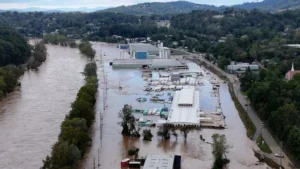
[167,87,201,125]
[112,59,151,65]
[129,43,159,52]
[112,59,187,68]
[178,88,194,105]
[143,154,174,169]
[151,59,186,68]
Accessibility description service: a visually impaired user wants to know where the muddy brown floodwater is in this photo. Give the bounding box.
[0,45,88,169]
[81,43,269,169]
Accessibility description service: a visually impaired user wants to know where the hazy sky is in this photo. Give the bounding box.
[0,0,262,9]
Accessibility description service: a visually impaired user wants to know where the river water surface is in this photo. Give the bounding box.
[0,45,88,169]
[81,43,268,169]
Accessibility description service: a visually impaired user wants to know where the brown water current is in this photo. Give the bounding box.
[0,45,88,169]
[81,43,269,169]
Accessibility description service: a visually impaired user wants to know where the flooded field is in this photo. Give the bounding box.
[81,43,268,169]
[0,45,88,169]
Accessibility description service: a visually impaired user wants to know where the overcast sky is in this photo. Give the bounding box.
[0,0,262,9]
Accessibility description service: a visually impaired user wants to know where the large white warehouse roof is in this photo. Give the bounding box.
[167,87,201,126]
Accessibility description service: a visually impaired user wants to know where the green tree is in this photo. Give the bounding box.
[118,104,140,137]
[211,134,229,169]
[143,129,153,141]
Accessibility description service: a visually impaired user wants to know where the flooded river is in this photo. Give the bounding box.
[81,43,268,169]
[0,45,88,169]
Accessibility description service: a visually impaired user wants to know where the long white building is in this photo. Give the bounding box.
[158,87,202,127]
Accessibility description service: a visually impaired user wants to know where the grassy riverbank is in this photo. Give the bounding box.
[228,83,256,139]
[256,135,272,154]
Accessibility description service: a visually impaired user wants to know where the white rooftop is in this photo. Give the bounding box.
[167,87,201,126]
[178,88,194,105]
[143,154,174,169]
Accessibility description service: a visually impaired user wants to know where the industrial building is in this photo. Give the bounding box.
[129,43,159,59]
[158,42,171,59]
[111,59,188,70]
[143,154,181,169]
[227,62,259,73]
[156,87,202,127]
[118,44,128,50]
[128,43,170,59]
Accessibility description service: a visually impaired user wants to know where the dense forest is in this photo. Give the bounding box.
[240,68,300,163]
[0,25,31,66]
[0,12,143,38]
[167,9,300,70]
[0,25,31,99]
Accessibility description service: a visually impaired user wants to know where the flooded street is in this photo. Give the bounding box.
[81,43,267,169]
[0,45,88,169]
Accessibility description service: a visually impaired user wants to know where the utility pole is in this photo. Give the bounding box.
[93,158,96,169]
[280,141,283,167]
[98,148,100,166]
[260,122,264,138]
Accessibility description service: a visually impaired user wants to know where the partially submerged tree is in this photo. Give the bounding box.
[157,124,175,140]
[118,104,140,137]
[143,129,153,141]
[180,126,192,140]
[211,134,229,169]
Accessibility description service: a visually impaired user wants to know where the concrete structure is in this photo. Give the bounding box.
[166,87,201,127]
[118,44,128,50]
[158,42,170,59]
[285,62,300,80]
[111,59,188,70]
[171,73,181,82]
[143,154,181,169]
[227,62,259,73]
[143,155,174,169]
[129,43,159,59]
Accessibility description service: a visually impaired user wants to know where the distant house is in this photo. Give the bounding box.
[227,61,259,74]
[285,62,300,80]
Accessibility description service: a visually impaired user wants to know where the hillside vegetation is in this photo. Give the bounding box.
[236,0,300,11]
[0,25,31,66]
[102,0,300,15]
[101,1,222,15]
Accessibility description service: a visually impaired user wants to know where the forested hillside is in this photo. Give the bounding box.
[100,0,300,15]
[0,12,147,38]
[0,25,31,66]
[101,1,222,15]
[237,0,300,11]
[167,9,300,72]
[0,25,31,98]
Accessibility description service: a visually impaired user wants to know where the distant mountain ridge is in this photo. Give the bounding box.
[101,0,300,15]
[1,0,300,14]
[100,1,224,15]
[1,7,108,13]
[236,0,300,11]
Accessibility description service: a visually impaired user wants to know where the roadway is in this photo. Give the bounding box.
[173,49,295,168]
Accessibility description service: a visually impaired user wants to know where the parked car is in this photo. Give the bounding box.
[275,153,284,158]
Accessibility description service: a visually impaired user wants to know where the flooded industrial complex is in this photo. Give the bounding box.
[0,42,268,169]
[81,42,268,169]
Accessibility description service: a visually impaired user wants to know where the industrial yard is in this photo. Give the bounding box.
[80,42,269,169]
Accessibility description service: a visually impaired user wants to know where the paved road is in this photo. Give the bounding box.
[173,49,295,168]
